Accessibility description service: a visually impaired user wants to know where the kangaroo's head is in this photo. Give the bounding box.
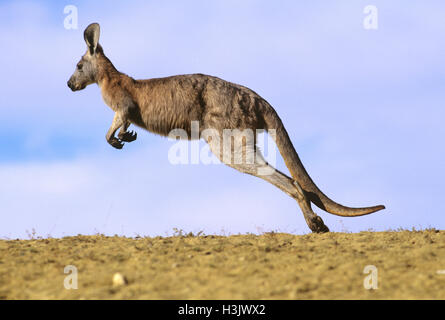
[67,23,102,91]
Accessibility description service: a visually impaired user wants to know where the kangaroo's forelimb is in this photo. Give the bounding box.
[106,110,138,149]
[106,112,125,149]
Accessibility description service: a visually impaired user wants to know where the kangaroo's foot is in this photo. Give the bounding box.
[305,215,329,233]
[118,130,137,142]
[292,181,330,233]
[298,197,330,233]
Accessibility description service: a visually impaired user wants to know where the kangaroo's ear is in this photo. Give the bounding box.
[84,23,100,55]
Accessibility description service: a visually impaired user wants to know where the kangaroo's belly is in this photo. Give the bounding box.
[139,106,202,138]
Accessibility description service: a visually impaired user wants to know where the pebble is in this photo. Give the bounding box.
[112,273,128,287]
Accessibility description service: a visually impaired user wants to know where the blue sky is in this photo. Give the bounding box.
[1,0,444,238]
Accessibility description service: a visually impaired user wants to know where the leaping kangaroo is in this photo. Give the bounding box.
[67,23,385,233]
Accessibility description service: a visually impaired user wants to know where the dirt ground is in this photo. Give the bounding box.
[0,230,444,299]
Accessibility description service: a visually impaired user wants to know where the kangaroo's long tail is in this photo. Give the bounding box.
[262,104,385,217]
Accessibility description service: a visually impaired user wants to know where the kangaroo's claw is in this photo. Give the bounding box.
[109,137,124,149]
[118,130,137,142]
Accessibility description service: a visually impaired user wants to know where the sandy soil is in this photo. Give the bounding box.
[0,230,444,299]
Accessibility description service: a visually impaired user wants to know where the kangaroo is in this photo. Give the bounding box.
[67,23,385,233]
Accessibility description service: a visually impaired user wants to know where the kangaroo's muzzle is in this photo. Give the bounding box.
[67,79,85,91]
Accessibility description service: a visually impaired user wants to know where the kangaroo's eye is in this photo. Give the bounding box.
[77,64,83,70]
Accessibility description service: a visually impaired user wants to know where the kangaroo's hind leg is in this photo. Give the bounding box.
[204,132,329,233]
[250,153,329,233]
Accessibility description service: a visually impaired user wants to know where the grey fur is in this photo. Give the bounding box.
[67,23,385,233]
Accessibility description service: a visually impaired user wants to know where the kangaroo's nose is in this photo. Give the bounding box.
[67,80,75,91]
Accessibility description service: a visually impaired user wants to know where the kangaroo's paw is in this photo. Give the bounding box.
[108,137,124,149]
[307,215,330,233]
[118,130,137,142]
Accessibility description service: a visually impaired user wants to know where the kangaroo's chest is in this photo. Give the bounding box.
[101,89,120,112]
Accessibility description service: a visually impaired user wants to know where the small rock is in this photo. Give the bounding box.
[112,272,128,287]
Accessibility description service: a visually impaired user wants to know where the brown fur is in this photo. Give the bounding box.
[68,23,385,233]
